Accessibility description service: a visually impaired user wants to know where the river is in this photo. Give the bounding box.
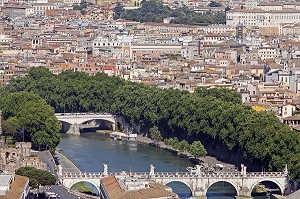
[57,132,270,199]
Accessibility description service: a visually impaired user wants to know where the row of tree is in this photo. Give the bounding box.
[5,67,300,182]
[149,126,207,159]
[113,0,226,25]
[164,138,207,159]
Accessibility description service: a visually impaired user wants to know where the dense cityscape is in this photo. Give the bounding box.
[1,0,300,198]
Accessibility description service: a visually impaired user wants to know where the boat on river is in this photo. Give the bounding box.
[110,131,137,141]
[186,166,197,173]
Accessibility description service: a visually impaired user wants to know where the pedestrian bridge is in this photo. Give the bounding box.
[55,113,116,134]
[58,164,290,198]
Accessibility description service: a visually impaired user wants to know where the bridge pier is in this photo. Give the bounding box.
[66,124,80,135]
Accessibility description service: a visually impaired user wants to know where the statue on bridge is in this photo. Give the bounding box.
[241,164,247,176]
[103,163,108,176]
[196,165,202,175]
[284,164,288,175]
[150,164,155,176]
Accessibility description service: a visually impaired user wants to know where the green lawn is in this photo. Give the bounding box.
[70,182,96,195]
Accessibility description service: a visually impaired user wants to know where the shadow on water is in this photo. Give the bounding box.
[207,181,237,199]
[166,181,192,199]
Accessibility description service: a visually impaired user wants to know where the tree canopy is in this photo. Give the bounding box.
[113,0,226,25]
[16,167,56,188]
[5,67,300,182]
[0,91,61,152]
[208,1,222,7]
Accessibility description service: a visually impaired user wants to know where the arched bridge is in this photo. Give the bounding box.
[55,113,116,135]
[58,164,290,198]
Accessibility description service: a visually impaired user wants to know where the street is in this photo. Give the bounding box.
[31,150,79,199]
[32,150,57,174]
[48,185,78,199]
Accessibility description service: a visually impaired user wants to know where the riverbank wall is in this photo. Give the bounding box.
[55,150,81,173]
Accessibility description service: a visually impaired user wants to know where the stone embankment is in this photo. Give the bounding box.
[136,135,237,171]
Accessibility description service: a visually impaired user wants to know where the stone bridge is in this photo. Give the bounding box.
[55,113,116,134]
[58,164,290,198]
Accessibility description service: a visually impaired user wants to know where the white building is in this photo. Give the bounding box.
[282,104,296,118]
[204,24,236,35]
[63,0,81,5]
[226,8,300,32]
[257,46,278,60]
[32,3,57,15]
[0,34,12,43]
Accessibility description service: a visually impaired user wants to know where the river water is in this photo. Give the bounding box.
[57,132,270,199]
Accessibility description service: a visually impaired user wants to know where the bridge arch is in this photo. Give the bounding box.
[68,179,100,195]
[163,180,191,190]
[250,179,284,195]
[163,180,192,197]
[206,180,238,197]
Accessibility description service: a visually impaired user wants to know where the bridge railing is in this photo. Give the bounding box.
[55,113,114,117]
[61,171,287,179]
[62,172,103,178]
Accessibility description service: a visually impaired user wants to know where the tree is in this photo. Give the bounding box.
[171,137,181,151]
[16,100,61,152]
[208,1,222,7]
[2,119,21,143]
[149,126,162,145]
[189,141,207,159]
[113,3,124,20]
[28,66,53,80]
[0,92,61,153]
[2,120,20,136]
[16,167,56,188]
[73,0,87,15]
[179,140,190,153]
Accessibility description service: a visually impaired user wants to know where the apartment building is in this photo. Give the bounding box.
[4,6,34,18]
[129,44,182,62]
[63,0,81,5]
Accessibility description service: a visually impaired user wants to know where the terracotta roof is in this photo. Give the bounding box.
[100,176,177,199]
[5,175,29,199]
[118,187,177,199]
[283,115,300,121]
[100,176,125,199]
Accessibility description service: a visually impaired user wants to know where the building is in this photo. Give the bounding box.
[4,6,34,18]
[0,174,29,199]
[226,8,300,34]
[100,175,178,199]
